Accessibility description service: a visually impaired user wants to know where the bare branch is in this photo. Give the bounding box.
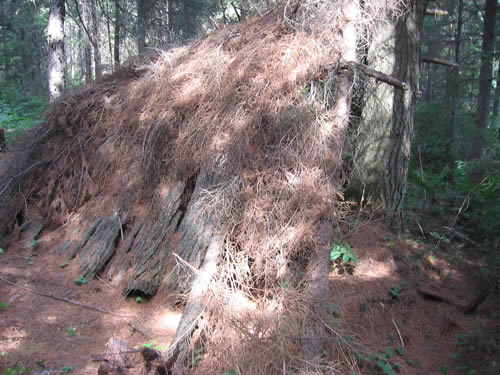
[425,8,448,16]
[341,60,409,90]
[422,56,459,68]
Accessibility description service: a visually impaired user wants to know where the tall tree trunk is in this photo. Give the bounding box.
[467,0,497,183]
[91,0,102,79]
[0,0,9,81]
[348,0,428,232]
[47,0,66,102]
[114,0,120,66]
[82,2,93,84]
[444,0,464,183]
[137,0,148,54]
[492,58,499,118]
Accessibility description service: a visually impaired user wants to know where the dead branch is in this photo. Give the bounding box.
[425,8,449,16]
[421,56,459,68]
[0,276,135,318]
[443,226,479,246]
[341,60,409,90]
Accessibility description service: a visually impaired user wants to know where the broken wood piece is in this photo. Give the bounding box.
[421,56,459,68]
[425,8,449,16]
[341,60,409,90]
[443,226,479,246]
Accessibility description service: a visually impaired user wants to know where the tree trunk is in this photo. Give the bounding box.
[114,0,120,66]
[82,2,93,84]
[348,0,428,232]
[467,0,497,183]
[137,0,148,54]
[91,0,102,79]
[0,0,9,81]
[492,58,499,118]
[47,0,66,102]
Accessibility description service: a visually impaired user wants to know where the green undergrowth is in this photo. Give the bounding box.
[0,88,46,144]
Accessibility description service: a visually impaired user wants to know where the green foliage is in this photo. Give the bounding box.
[135,296,143,303]
[140,341,167,351]
[35,360,47,368]
[330,241,358,275]
[222,371,237,375]
[0,248,4,254]
[2,362,29,375]
[73,276,89,285]
[388,284,405,300]
[30,239,41,248]
[0,301,7,308]
[24,256,34,266]
[60,366,73,373]
[67,326,76,337]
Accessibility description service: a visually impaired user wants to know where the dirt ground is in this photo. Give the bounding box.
[1,217,498,374]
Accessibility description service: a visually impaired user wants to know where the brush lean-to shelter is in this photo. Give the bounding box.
[0,1,428,373]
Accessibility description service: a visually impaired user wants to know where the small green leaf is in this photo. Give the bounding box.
[439,365,448,374]
[60,263,69,268]
[0,248,4,254]
[30,239,40,248]
[136,296,142,303]
[0,301,7,308]
[67,326,76,337]
[384,348,394,359]
[73,276,88,285]
[396,346,404,356]
[61,366,73,373]
[35,360,47,368]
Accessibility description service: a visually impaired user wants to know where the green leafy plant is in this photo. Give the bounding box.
[60,366,73,373]
[330,241,358,275]
[388,284,406,300]
[0,301,7,308]
[135,296,143,303]
[222,371,237,375]
[67,326,76,337]
[73,276,89,285]
[35,360,47,368]
[140,341,167,351]
[2,362,29,375]
[0,248,4,254]
[24,256,34,266]
[30,239,41,248]
[387,241,395,249]
[192,349,203,367]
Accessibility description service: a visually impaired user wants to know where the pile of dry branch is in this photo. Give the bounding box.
[0,1,406,373]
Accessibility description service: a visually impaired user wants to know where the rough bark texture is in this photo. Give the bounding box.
[47,0,66,102]
[467,0,497,183]
[125,181,185,296]
[137,0,149,54]
[114,0,120,66]
[348,0,428,231]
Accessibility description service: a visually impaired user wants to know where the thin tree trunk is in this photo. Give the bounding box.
[137,0,147,54]
[91,0,102,79]
[114,0,120,66]
[445,0,464,183]
[0,1,9,80]
[82,2,93,83]
[467,0,497,183]
[493,58,499,118]
[47,0,66,102]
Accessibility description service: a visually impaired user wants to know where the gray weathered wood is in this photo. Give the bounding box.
[124,181,185,296]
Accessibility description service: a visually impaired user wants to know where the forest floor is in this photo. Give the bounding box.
[1,204,498,374]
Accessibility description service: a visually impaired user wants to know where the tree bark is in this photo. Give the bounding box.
[47,0,66,102]
[90,0,102,79]
[137,0,148,54]
[493,57,499,118]
[348,0,428,232]
[114,0,120,66]
[467,0,497,183]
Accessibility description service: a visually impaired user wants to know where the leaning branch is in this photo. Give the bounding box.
[425,8,449,16]
[422,56,459,68]
[341,60,408,90]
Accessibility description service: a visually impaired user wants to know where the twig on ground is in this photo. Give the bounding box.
[128,322,152,341]
[391,318,404,348]
[0,276,135,318]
